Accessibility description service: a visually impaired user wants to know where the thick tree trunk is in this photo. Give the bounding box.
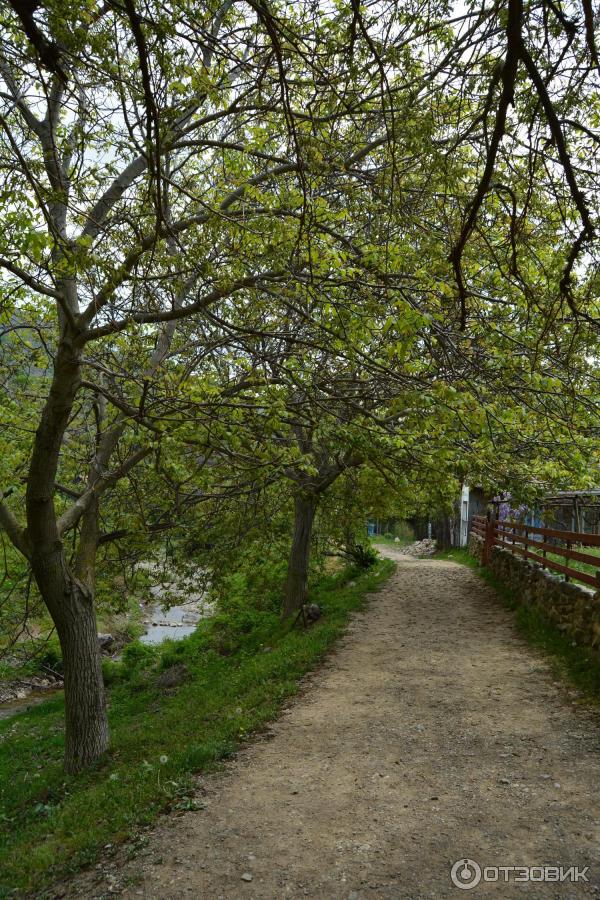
[59,586,108,774]
[283,492,318,619]
[31,543,109,773]
[26,333,109,772]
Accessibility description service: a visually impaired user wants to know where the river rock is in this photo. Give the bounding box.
[0,684,19,703]
[97,633,115,650]
[305,603,321,622]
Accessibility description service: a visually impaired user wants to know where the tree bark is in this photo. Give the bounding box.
[30,542,109,773]
[74,497,100,595]
[26,332,109,772]
[283,492,318,619]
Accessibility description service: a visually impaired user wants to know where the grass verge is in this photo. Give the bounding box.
[435,547,600,701]
[433,547,479,568]
[0,559,394,898]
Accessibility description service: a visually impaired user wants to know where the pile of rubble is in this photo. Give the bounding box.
[401,538,438,557]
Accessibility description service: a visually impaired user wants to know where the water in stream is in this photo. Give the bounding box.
[138,564,214,645]
[139,605,198,644]
[0,565,214,720]
[0,691,54,721]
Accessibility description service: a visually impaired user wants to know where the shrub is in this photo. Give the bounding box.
[121,640,154,673]
[101,658,125,686]
[213,539,289,615]
[346,543,378,569]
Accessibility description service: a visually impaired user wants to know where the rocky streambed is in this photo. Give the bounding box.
[0,675,63,720]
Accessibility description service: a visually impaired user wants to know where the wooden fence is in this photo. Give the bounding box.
[471,515,600,589]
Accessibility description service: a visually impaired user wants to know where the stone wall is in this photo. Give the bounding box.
[469,534,600,652]
[468,533,484,562]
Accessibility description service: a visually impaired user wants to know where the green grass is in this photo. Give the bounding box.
[0,559,394,898]
[544,546,600,582]
[433,547,479,568]
[440,549,600,702]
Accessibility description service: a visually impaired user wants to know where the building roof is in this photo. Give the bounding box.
[543,491,600,505]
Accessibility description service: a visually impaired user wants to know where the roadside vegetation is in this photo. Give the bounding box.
[0,558,394,896]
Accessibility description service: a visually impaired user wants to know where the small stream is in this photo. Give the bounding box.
[139,603,200,645]
[0,690,54,721]
[138,566,214,645]
[138,594,216,644]
[0,565,213,720]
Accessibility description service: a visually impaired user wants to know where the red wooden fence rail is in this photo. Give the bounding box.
[470,515,600,589]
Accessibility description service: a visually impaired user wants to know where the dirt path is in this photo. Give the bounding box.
[65,550,600,898]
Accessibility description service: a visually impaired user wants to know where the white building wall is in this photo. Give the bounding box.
[459,483,470,547]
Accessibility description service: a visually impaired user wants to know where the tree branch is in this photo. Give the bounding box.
[6,0,66,79]
[0,492,30,558]
[448,0,522,328]
[56,447,151,536]
[0,56,44,135]
[83,271,287,342]
[0,256,61,298]
[78,0,235,243]
[520,41,594,236]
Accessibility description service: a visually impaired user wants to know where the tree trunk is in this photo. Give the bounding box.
[60,587,109,774]
[283,492,318,619]
[31,542,109,773]
[74,497,99,595]
[26,333,109,772]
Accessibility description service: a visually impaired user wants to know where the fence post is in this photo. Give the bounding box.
[483,511,495,566]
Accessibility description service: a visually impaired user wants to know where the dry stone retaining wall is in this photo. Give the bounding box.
[469,534,600,652]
